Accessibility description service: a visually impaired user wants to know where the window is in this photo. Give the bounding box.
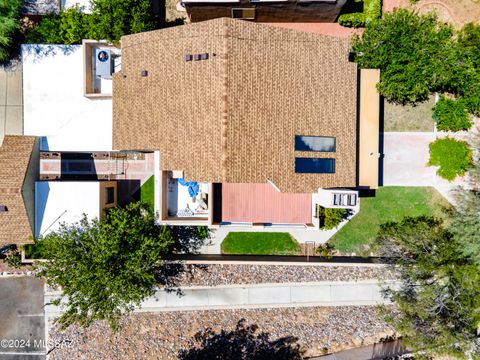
[295,135,336,152]
[231,8,255,19]
[295,158,335,174]
[105,187,115,205]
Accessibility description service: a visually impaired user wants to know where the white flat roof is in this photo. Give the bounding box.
[23,44,112,152]
[35,181,101,238]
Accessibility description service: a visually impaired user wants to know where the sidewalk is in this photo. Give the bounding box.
[0,63,23,144]
[44,280,393,316]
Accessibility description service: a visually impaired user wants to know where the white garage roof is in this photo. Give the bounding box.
[35,181,101,238]
[23,44,112,152]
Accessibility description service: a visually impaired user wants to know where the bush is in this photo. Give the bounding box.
[0,0,20,62]
[195,226,210,240]
[338,0,381,28]
[338,12,365,28]
[432,96,472,131]
[3,248,21,268]
[428,137,473,181]
[316,243,335,258]
[318,206,347,230]
[22,241,48,260]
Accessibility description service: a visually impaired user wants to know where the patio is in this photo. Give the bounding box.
[165,171,209,219]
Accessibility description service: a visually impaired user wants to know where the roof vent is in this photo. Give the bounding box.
[193,54,201,61]
[184,54,193,62]
[0,205,7,212]
[140,70,148,77]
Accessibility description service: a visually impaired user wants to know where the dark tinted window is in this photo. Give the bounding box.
[105,187,115,204]
[295,135,336,152]
[295,158,335,174]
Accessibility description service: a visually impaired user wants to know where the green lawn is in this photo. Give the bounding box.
[329,187,450,255]
[140,176,155,211]
[221,232,301,255]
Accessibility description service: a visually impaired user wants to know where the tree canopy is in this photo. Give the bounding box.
[0,0,20,62]
[178,319,304,360]
[352,10,479,113]
[377,216,480,358]
[38,202,174,330]
[27,0,157,44]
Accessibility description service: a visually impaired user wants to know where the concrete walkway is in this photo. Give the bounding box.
[0,63,23,144]
[44,280,392,316]
[382,132,465,203]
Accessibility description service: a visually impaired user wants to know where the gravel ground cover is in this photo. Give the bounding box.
[49,306,396,359]
[168,263,397,287]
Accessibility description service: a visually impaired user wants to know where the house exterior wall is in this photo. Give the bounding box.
[35,181,101,238]
[185,0,347,23]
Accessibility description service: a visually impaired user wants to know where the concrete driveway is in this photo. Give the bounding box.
[382,132,462,202]
[0,277,46,360]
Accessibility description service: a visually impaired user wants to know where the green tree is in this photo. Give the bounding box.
[352,9,455,104]
[88,0,156,42]
[26,6,90,44]
[37,202,174,330]
[377,216,480,358]
[0,0,20,62]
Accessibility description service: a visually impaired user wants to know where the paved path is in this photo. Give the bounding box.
[0,277,46,360]
[0,63,23,144]
[382,132,463,203]
[44,280,393,316]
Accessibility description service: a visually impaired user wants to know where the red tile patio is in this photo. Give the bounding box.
[221,183,312,224]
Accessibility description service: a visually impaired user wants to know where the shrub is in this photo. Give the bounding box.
[338,0,381,28]
[22,240,48,260]
[432,96,472,131]
[0,0,20,62]
[316,243,335,258]
[318,206,347,230]
[3,248,21,268]
[428,137,473,181]
[195,226,210,240]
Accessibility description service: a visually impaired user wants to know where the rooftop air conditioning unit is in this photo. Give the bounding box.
[94,48,113,79]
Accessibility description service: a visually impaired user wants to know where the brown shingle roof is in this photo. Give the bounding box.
[113,18,357,193]
[0,136,36,245]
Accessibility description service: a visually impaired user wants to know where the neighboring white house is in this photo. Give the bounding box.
[35,181,117,238]
[22,44,113,152]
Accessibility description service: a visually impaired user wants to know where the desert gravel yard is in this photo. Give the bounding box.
[48,306,396,359]
[170,263,397,286]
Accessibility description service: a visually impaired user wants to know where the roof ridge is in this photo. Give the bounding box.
[220,18,230,181]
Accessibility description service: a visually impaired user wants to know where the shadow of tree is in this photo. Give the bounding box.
[178,319,304,360]
[170,226,211,254]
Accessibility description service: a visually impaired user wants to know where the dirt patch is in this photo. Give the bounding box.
[384,96,436,132]
[384,0,480,27]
